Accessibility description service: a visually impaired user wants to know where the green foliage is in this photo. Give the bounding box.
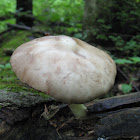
[0,30,48,99]
[0,30,32,66]
[0,0,16,16]
[0,30,31,55]
[109,36,124,47]
[0,65,49,100]
[0,0,16,32]
[33,0,84,25]
[119,77,138,94]
[115,59,133,64]
[109,35,140,56]
[129,57,140,63]
[121,84,132,94]
[115,57,140,64]
[0,19,16,32]
[0,63,11,69]
[0,0,84,35]
[0,65,5,69]
[85,0,140,57]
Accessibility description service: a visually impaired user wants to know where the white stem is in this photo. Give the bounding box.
[69,104,87,118]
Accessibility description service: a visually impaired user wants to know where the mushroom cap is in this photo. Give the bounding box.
[10,35,116,104]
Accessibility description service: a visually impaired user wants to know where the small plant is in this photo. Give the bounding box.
[119,77,138,94]
[109,35,124,48]
[109,35,140,56]
[34,0,84,26]
[115,59,133,64]
[121,84,132,94]
[0,63,11,69]
[114,57,140,64]
[129,57,140,63]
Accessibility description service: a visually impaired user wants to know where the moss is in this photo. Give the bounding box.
[1,30,31,50]
[0,30,49,100]
[0,30,32,63]
[0,82,49,100]
[0,68,49,100]
[0,56,10,64]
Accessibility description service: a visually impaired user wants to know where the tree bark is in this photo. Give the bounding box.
[16,0,33,27]
[0,89,140,139]
[83,0,113,43]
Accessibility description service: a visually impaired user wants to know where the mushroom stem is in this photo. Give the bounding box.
[69,104,87,118]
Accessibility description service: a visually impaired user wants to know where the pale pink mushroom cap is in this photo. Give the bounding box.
[10,35,116,104]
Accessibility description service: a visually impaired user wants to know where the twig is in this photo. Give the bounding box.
[7,23,31,30]
[0,12,35,21]
[117,67,129,81]
[6,23,49,36]
[117,67,139,92]
[0,28,13,36]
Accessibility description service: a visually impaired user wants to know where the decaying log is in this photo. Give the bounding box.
[88,91,140,112]
[94,107,140,138]
[0,89,140,140]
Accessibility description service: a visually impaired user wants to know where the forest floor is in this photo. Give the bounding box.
[0,29,139,97]
[0,29,140,140]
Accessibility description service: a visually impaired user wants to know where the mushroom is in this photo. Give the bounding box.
[10,35,116,118]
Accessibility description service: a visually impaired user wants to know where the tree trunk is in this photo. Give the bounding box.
[16,0,33,27]
[83,0,140,43]
[83,0,113,43]
[0,89,140,139]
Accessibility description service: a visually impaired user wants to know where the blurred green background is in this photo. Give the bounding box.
[0,0,140,97]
